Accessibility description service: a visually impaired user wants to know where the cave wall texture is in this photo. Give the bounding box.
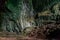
[0,0,60,34]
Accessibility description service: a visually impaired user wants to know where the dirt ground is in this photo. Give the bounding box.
[0,37,45,40]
